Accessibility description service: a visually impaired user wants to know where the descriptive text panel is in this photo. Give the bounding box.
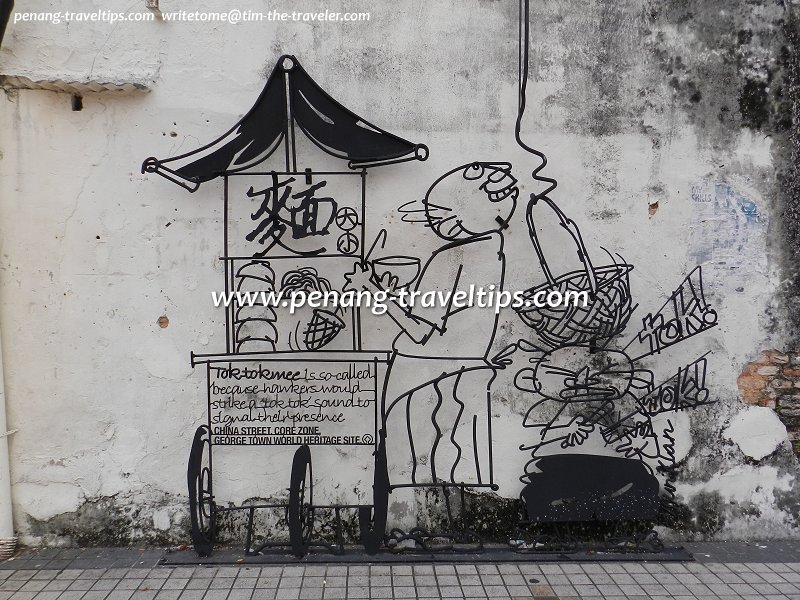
[208,361,377,446]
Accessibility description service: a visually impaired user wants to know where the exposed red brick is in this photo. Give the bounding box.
[737,370,768,405]
[760,350,791,364]
[759,366,781,376]
[742,352,800,456]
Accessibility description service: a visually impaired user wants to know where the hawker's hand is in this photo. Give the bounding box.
[491,343,518,369]
[343,262,374,293]
[614,427,651,459]
[560,415,594,449]
[374,271,400,294]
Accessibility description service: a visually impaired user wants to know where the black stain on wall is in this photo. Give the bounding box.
[776,12,800,344]
[660,490,726,537]
[739,78,770,130]
[27,496,187,547]
[642,1,800,342]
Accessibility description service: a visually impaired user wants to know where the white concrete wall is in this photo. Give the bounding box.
[1,0,798,544]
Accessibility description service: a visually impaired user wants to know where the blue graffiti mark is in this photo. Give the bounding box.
[706,182,760,225]
[737,198,759,223]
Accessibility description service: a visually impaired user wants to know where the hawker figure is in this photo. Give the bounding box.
[344,162,518,529]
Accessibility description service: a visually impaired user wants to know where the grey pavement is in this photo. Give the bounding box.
[3,543,800,599]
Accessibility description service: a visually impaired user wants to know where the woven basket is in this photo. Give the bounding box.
[303,309,345,350]
[516,197,634,347]
[516,263,633,347]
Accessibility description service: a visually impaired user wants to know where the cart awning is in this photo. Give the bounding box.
[142,55,428,192]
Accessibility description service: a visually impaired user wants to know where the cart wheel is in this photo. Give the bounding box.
[359,435,389,555]
[288,445,314,558]
[188,425,215,557]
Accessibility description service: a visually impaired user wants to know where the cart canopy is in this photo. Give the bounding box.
[142,55,428,192]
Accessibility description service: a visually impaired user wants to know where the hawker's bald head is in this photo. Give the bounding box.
[400,162,519,241]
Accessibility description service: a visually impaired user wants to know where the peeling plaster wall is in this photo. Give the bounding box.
[0,0,799,545]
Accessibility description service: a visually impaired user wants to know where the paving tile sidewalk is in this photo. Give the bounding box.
[2,543,800,599]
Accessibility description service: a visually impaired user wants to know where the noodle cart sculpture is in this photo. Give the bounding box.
[142,55,428,557]
[143,6,722,558]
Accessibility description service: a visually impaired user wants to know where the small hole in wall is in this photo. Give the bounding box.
[158,315,169,328]
[71,95,83,111]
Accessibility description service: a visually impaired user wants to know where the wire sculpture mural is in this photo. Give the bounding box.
[245,174,339,257]
[516,197,636,348]
[497,0,719,553]
[232,261,278,352]
[279,268,346,351]
[347,161,518,553]
[142,56,427,192]
[140,0,720,560]
[0,0,13,50]
[144,54,429,558]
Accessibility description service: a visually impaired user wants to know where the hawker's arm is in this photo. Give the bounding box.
[343,262,441,344]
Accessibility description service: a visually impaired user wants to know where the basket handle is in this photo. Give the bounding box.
[526,196,598,295]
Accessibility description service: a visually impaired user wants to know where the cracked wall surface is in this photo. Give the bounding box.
[0,0,799,545]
